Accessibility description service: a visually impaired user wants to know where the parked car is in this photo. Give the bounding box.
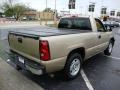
[111,21,119,27]
[103,21,119,28]
[115,21,120,27]
[102,21,113,27]
[103,24,112,32]
[8,16,115,79]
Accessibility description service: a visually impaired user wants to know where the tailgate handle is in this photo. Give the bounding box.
[18,38,22,43]
[98,35,101,39]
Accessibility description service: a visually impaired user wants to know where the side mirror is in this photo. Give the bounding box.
[105,25,112,32]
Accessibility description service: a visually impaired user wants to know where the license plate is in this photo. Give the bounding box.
[18,57,24,64]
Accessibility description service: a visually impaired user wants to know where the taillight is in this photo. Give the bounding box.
[39,40,50,61]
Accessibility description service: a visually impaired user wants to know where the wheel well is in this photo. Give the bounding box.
[110,38,115,45]
[67,48,85,62]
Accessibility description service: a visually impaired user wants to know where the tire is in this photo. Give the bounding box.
[64,53,82,80]
[104,40,113,56]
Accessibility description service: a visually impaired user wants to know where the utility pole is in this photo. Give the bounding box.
[45,0,48,25]
[39,12,42,25]
[55,0,56,12]
[80,6,83,15]
[54,0,57,25]
[101,0,103,17]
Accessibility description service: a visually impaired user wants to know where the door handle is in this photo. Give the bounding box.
[98,35,101,39]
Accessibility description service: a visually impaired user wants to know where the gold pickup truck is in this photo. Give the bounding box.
[8,16,115,79]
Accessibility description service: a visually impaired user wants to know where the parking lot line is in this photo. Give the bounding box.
[104,55,120,60]
[80,69,94,90]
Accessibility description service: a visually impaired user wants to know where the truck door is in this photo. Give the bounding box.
[95,19,110,52]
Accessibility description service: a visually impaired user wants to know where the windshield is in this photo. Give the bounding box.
[58,18,92,30]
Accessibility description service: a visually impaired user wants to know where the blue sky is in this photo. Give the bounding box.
[0,0,120,17]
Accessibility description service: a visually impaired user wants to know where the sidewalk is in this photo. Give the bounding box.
[0,21,54,28]
[0,58,44,90]
[0,21,42,29]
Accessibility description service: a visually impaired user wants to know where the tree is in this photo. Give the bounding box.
[2,2,28,20]
[12,4,27,20]
[43,8,54,12]
[43,8,58,18]
[2,3,13,17]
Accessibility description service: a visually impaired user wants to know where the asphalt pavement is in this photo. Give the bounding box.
[0,26,120,90]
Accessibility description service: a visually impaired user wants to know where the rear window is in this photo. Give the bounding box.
[58,17,92,30]
[58,18,72,29]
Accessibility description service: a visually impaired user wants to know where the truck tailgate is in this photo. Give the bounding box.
[8,32,40,60]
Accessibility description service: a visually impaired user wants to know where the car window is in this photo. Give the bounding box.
[73,18,92,30]
[95,19,105,32]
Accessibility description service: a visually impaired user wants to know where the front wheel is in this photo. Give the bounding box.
[64,53,82,80]
[104,41,113,56]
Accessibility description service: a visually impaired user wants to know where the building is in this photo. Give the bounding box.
[21,10,54,21]
[36,12,54,21]
[22,10,37,20]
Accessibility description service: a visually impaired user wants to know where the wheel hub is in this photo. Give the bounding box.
[109,43,113,53]
[70,58,80,76]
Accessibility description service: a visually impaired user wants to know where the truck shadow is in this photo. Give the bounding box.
[20,69,87,90]
[21,71,65,90]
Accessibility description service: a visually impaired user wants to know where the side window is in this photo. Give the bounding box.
[95,19,105,32]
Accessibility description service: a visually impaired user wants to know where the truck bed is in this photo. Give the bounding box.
[9,26,91,37]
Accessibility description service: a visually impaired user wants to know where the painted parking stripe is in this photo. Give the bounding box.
[81,69,94,90]
[104,55,120,60]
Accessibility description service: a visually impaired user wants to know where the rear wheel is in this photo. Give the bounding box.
[64,53,82,79]
[104,40,113,56]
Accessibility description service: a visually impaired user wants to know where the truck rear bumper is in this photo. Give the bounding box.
[9,50,46,75]
[26,65,43,75]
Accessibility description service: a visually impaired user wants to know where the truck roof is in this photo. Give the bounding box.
[61,15,91,19]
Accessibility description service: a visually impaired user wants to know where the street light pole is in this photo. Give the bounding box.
[46,0,47,9]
